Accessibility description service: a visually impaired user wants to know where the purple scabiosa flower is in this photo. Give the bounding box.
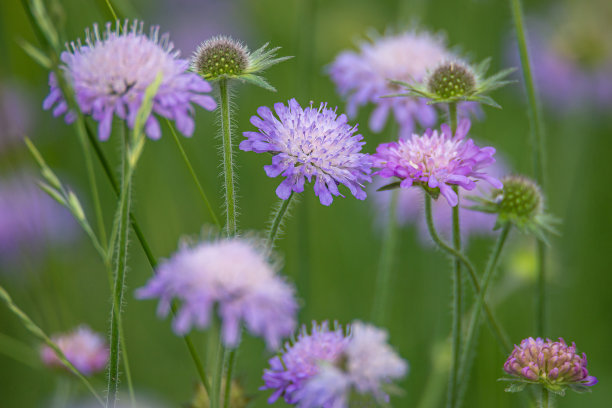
[372,119,502,207]
[502,337,597,395]
[40,326,109,376]
[262,321,407,407]
[328,31,455,138]
[136,237,297,350]
[43,20,216,141]
[240,99,372,206]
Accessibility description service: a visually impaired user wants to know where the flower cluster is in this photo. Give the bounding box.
[44,20,216,141]
[136,236,298,350]
[240,99,372,206]
[372,119,501,206]
[328,30,455,138]
[262,321,407,407]
[40,326,109,376]
[502,337,597,395]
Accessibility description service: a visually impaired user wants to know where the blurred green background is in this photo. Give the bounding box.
[0,0,610,407]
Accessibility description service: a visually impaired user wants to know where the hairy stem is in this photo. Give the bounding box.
[510,0,548,337]
[267,192,295,249]
[457,224,511,407]
[371,191,399,325]
[424,195,511,353]
[219,79,236,237]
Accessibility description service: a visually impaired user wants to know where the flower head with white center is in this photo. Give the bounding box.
[328,30,455,138]
[262,321,407,408]
[136,236,297,350]
[240,99,372,206]
[372,119,502,207]
[502,337,597,395]
[43,20,216,141]
[40,326,109,376]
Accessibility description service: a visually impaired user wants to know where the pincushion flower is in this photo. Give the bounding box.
[136,236,297,350]
[328,30,456,138]
[40,326,109,376]
[502,337,597,395]
[262,321,407,407]
[43,20,216,141]
[372,119,502,206]
[240,99,372,206]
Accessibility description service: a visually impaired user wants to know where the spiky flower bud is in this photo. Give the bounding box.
[191,35,291,91]
[501,337,597,396]
[427,61,476,99]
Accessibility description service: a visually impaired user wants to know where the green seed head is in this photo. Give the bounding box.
[494,176,542,219]
[427,61,476,99]
[192,36,249,80]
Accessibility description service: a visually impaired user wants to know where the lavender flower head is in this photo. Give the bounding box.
[503,337,597,395]
[136,236,297,350]
[262,321,407,407]
[240,99,372,206]
[372,119,502,207]
[40,326,109,376]
[44,20,216,141]
[328,31,455,138]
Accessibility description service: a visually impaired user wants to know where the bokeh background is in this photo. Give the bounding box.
[1,0,611,407]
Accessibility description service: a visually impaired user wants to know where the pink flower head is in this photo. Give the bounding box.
[372,119,502,206]
[40,326,108,376]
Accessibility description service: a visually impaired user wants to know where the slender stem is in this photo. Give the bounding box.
[541,388,549,408]
[223,349,237,408]
[510,0,548,337]
[267,192,295,248]
[106,133,134,407]
[424,195,511,353]
[182,326,212,396]
[447,185,461,408]
[167,119,221,228]
[219,79,236,237]
[457,224,511,407]
[448,103,458,135]
[371,191,399,325]
[211,339,226,408]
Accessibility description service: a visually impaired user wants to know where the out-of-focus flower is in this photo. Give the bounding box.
[0,171,77,268]
[0,83,32,152]
[502,337,597,395]
[43,20,216,141]
[262,321,407,408]
[372,119,501,207]
[136,236,297,350]
[191,35,290,91]
[190,379,249,408]
[40,326,108,376]
[240,99,372,206]
[507,2,612,113]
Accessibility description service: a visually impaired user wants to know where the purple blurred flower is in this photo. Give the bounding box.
[0,83,31,152]
[40,325,109,376]
[262,321,407,407]
[0,171,77,268]
[372,119,502,207]
[136,237,297,350]
[43,20,216,141]
[328,31,457,138]
[240,99,372,206]
[503,337,597,394]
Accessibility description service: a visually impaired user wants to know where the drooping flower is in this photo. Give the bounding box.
[262,321,407,408]
[43,20,216,141]
[372,119,502,206]
[502,337,597,395]
[328,30,457,138]
[40,326,109,376]
[240,99,372,206]
[136,236,297,350]
[191,35,291,91]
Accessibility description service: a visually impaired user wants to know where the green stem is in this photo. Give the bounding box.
[447,185,461,408]
[106,133,134,408]
[167,119,221,228]
[423,195,511,353]
[448,103,458,135]
[211,339,226,408]
[541,388,549,408]
[371,191,399,325]
[219,79,236,237]
[457,224,511,407]
[223,349,237,408]
[267,192,295,249]
[510,0,548,337]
